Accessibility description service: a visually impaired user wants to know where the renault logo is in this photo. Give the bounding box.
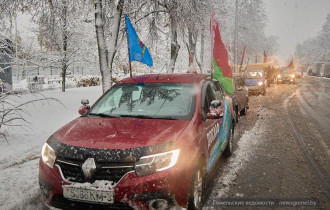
[82,158,96,181]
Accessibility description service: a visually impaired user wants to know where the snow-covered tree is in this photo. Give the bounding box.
[295,13,330,65]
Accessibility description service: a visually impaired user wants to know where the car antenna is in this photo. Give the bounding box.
[156,63,168,80]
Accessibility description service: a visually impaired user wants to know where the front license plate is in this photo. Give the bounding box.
[63,186,114,204]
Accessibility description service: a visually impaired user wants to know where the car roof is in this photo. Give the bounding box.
[118,73,209,84]
[245,63,264,71]
[232,73,244,78]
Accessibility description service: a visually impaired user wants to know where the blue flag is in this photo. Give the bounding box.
[124,15,153,67]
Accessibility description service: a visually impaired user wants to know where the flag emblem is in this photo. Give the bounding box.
[124,15,153,67]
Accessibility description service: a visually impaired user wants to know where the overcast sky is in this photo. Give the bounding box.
[263,0,330,65]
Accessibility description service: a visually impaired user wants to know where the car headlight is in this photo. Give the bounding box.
[41,143,56,168]
[291,74,295,78]
[258,81,263,86]
[135,149,180,177]
[277,75,281,78]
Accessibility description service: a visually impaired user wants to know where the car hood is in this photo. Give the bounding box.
[245,78,263,86]
[281,73,292,78]
[53,117,190,149]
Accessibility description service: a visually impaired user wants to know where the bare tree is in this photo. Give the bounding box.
[0,93,62,141]
[94,0,110,93]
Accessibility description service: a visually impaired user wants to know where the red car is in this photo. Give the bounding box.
[39,73,235,209]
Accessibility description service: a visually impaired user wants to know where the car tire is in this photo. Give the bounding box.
[224,122,234,157]
[188,161,205,210]
[235,104,239,123]
[240,106,247,116]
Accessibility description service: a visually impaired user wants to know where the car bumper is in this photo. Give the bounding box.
[247,86,265,93]
[277,78,295,82]
[39,156,195,209]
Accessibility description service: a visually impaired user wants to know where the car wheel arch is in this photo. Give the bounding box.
[187,155,207,210]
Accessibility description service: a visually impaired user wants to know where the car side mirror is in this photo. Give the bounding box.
[81,99,89,105]
[79,99,90,116]
[210,100,221,108]
[207,107,224,119]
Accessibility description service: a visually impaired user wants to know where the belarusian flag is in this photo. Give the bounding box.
[211,13,233,94]
[287,57,294,68]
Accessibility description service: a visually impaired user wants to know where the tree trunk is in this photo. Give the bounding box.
[168,18,180,73]
[108,0,124,77]
[188,27,197,67]
[94,0,110,93]
[199,26,205,73]
[61,0,68,92]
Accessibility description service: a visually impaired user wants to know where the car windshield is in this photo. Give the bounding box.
[89,83,196,120]
[246,71,263,79]
[281,69,294,74]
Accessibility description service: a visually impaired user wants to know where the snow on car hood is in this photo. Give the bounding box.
[53,117,190,149]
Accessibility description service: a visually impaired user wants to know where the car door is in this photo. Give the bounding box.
[236,77,245,111]
[199,81,221,170]
[207,80,233,171]
[240,78,249,106]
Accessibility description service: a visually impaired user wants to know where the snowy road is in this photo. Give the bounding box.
[205,76,329,209]
[0,77,329,209]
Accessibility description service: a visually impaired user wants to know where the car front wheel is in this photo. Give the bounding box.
[188,162,205,210]
[240,106,247,116]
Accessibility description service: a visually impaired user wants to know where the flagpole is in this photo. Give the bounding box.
[124,14,133,78]
[129,61,132,78]
[239,45,246,73]
[127,33,133,78]
[210,12,214,79]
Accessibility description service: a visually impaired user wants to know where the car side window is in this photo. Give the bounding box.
[239,78,245,88]
[234,78,239,90]
[202,83,215,117]
[212,80,224,100]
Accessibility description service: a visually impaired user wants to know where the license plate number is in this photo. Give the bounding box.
[63,186,114,204]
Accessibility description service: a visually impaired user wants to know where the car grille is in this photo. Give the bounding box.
[56,159,134,183]
[50,195,134,210]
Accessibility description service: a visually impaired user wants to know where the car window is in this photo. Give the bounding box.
[211,80,224,100]
[202,83,215,116]
[89,83,196,120]
[238,78,245,88]
[246,71,263,78]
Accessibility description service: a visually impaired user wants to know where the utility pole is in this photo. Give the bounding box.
[234,0,238,73]
[210,12,214,79]
[15,15,19,80]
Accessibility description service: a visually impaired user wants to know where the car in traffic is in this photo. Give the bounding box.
[292,69,303,78]
[39,73,235,210]
[276,68,296,84]
[243,64,267,95]
[231,74,249,122]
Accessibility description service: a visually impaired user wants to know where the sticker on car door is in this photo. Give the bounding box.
[207,99,231,171]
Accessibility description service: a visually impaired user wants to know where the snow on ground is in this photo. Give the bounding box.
[211,108,274,198]
[0,86,102,210]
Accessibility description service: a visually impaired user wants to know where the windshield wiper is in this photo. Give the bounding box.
[119,114,156,119]
[119,114,178,120]
[156,116,179,120]
[89,113,119,118]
